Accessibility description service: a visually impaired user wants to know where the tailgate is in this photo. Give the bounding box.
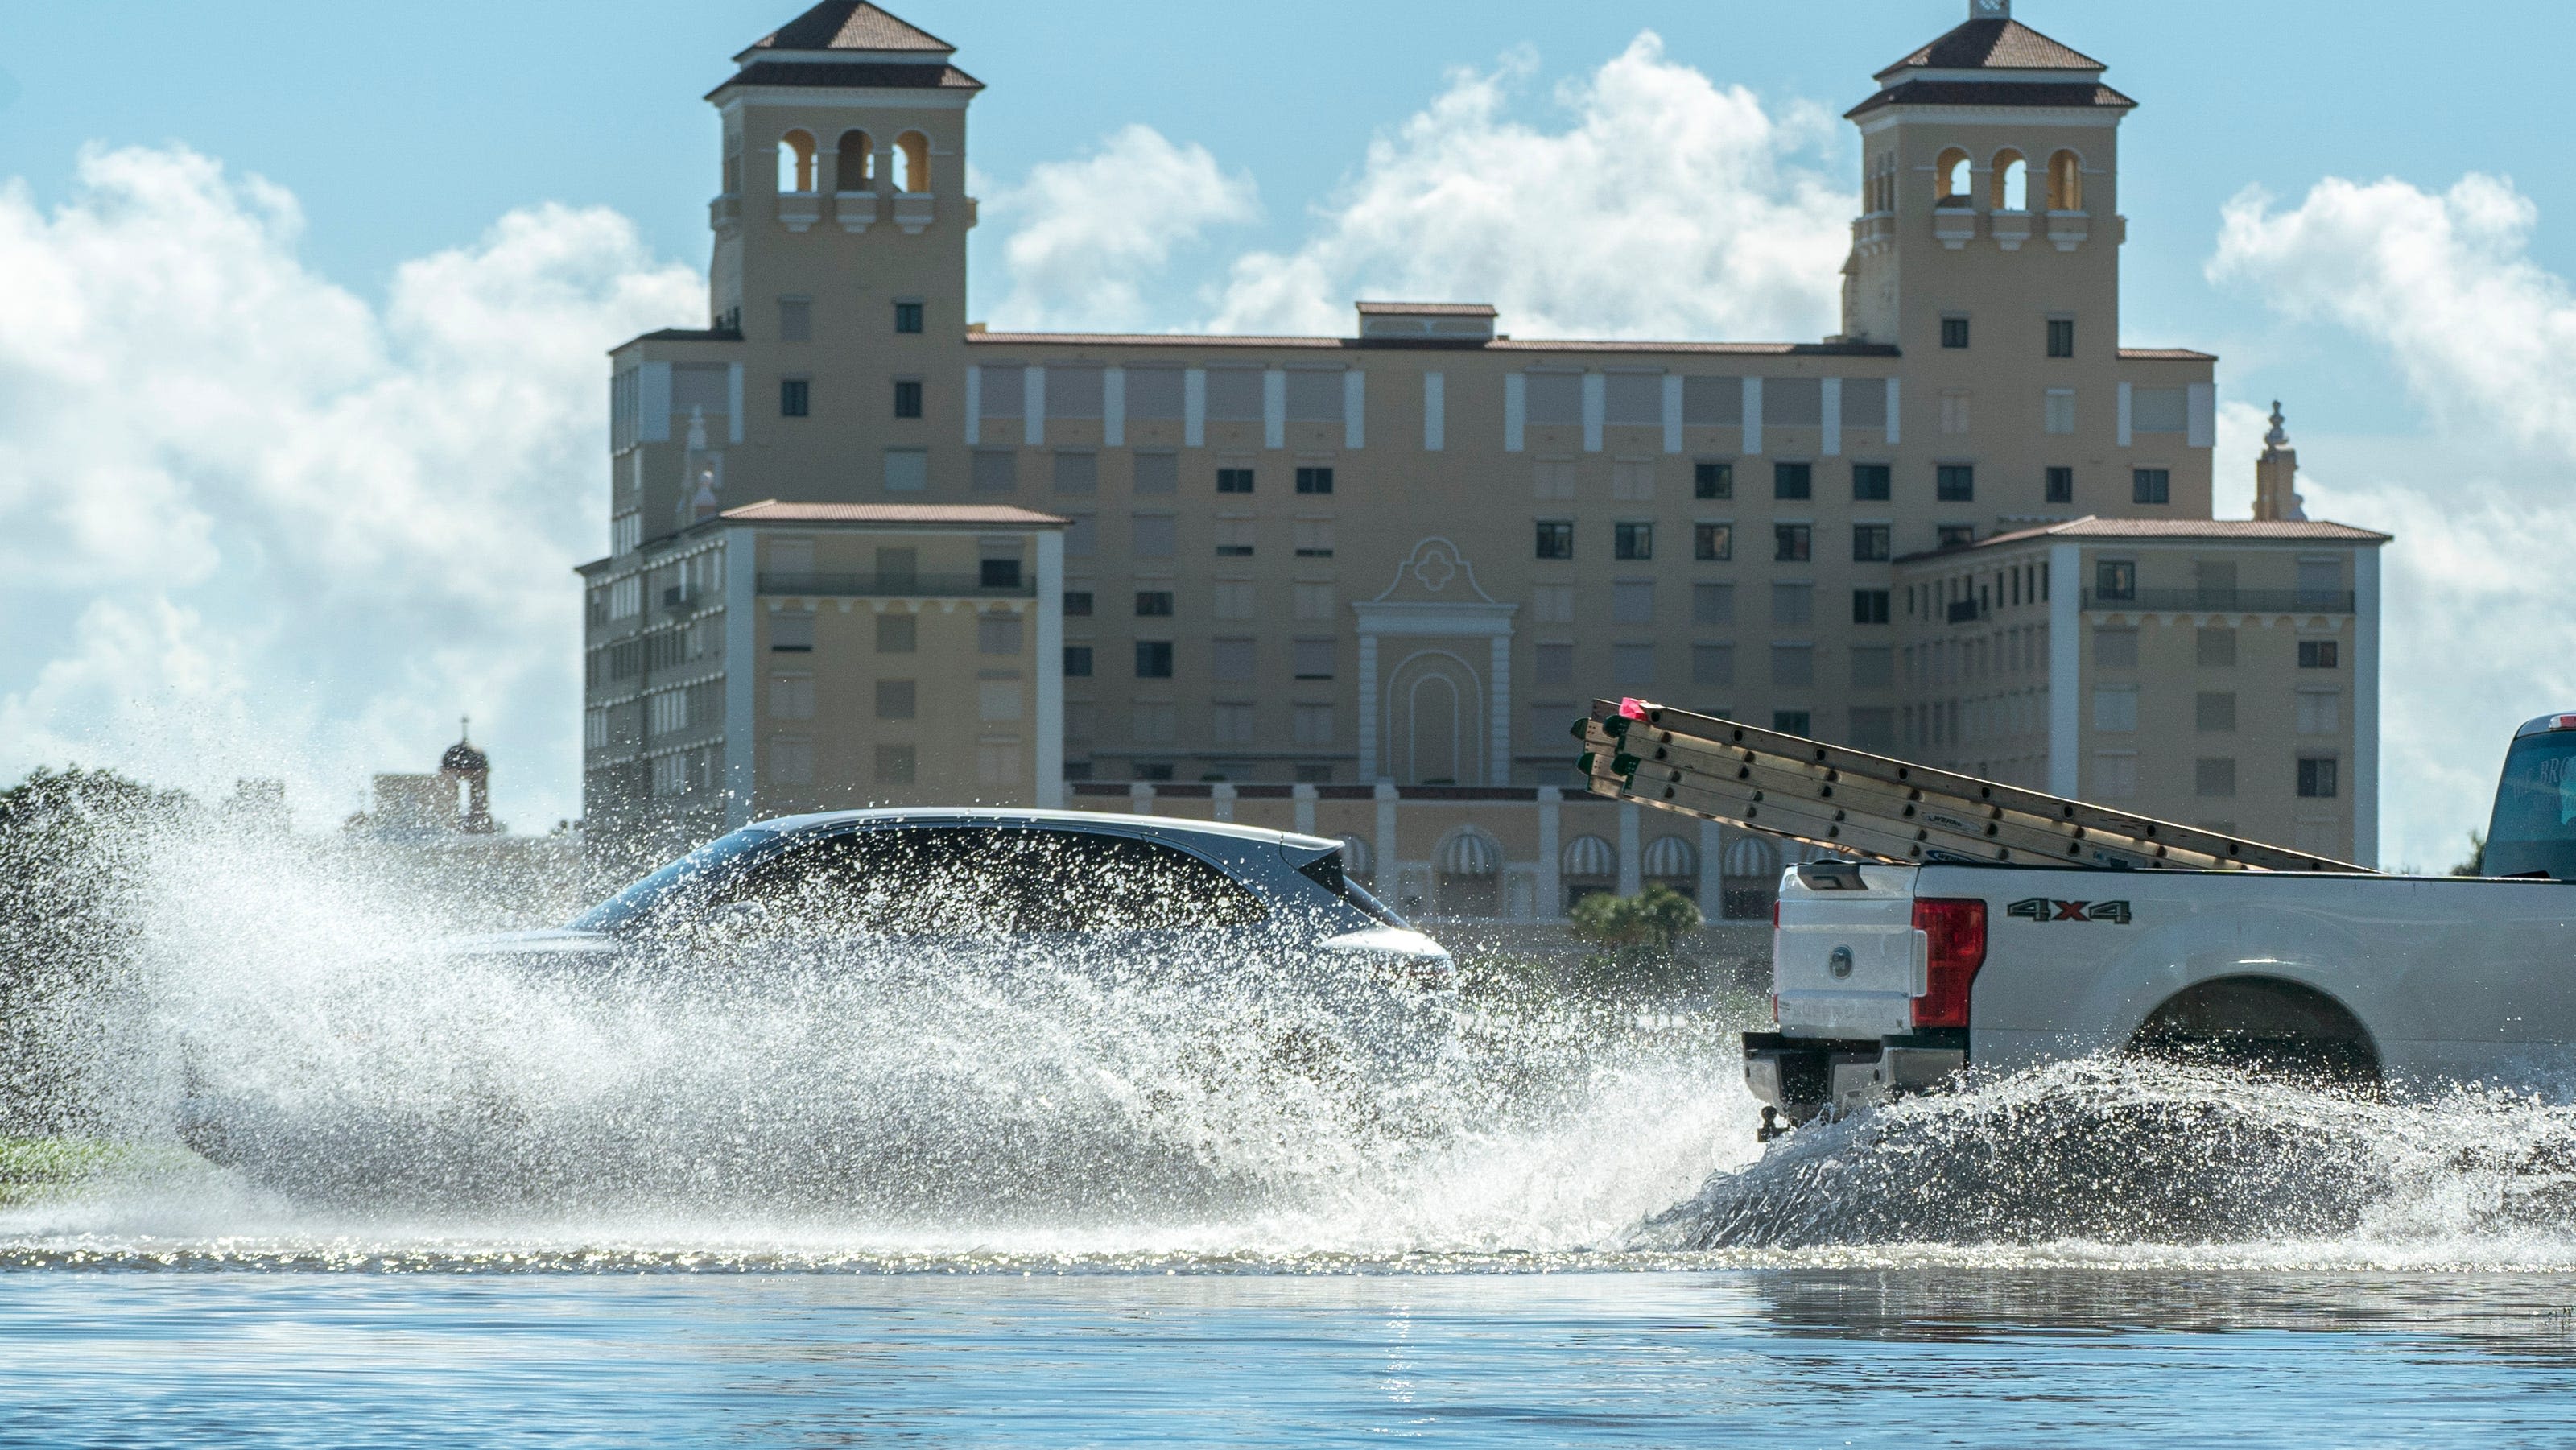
[1773,863,1921,1038]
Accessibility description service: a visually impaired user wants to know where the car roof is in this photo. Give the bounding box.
[750,807,1340,853]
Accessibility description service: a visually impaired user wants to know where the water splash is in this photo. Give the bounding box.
[1639,1055,2576,1255]
[0,816,1752,1261]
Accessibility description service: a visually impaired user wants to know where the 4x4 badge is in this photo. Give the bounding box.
[2007,896,2132,924]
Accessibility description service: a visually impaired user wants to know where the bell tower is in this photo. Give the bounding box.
[704,1,981,345]
[1838,1,2132,353]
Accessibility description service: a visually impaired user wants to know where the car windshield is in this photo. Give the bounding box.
[2483,732,2576,878]
[566,825,787,933]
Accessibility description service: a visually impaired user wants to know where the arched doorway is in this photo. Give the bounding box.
[1385,649,1484,786]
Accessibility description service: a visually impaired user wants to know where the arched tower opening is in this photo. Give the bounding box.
[894,131,931,193]
[836,129,875,192]
[777,129,818,194]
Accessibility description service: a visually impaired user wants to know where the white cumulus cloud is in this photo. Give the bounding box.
[983,124,1259,332]
[0,144,701,829]
[1208,35,1852,340]
[2210,174,2576,869]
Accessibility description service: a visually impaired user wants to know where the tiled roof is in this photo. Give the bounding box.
[746,2,952,55]
[1846,80,2134,118]
[2119,347,2219,361]
[1356,301,1498,316]
[627,327,742,345]
[1899,515,2390,561]
[1877,18,2105,78]
[962,331,1900,357]
[710,61,982,97]
[721,501,1069,527]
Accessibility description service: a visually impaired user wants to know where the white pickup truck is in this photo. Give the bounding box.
[1571,700,2576,1134]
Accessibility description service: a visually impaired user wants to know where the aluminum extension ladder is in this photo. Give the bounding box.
[1574,697,2372,874]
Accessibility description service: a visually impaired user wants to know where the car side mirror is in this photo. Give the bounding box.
[703,899,774,940]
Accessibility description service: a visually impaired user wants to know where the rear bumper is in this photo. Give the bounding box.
[1742,1030,1967,1126]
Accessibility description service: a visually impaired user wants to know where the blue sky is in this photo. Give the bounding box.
[2,0,2566,427]
[0,0,2571,865]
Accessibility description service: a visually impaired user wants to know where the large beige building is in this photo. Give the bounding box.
[580,0,2387,899]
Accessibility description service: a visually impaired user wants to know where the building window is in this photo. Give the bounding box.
[1695,523,1732,561]
[977,616,1022,655]
[2095,560,2136,601]
[2134,468,2172,504]
[2197,691,2237,733]
[1773,462,1812,500]
[1535,520,1575,559]
[1212,580,1254,618]
[1692,583,1734,625]
[893,379,923,418]
[1852,463,1891,501]
[1135,590,1174,617]
[1937,465,1975,502]
[1852,524,1890,561]
[980,558,1022,589]
[1937,524,1976,550]
[780,378,810,417]
[1063,590,1093,617]
[876,680,916,721]
[2297,689,2342,734]
[770,612,815,652]
[874,745,916,785]
[1613,580,1655,625]
[1294,582,1334,621]
[2196,758,2238,799]
[1773,523,1811,562]
[883,448,928,491]
[1216,467,1254,494]
[1212,703,1256,746]
[1131,704,1177,744]
[972,450,1018,493]
[1692,643,1733,685]
[2197,626,2238,667]
[1615,523,1653,560]
[894,301,923,334]
[1135,641,1174,678]
[2046,466,2074,503]
[2094,626,2140,670]
[1132,514,1177,557]
[1853,589,1891,625]
[1535,642,1573,684]
[2299,640,2340,669]
[1613,643,1656,686]
[1941,316,1970,349]
[2093,685,2139,733]
[1294,704,1335,746]
[1063,645,1093,677]
[1773,710,1812,736]
[778,298,811,342]
[1294,520,1335,557]
[1133,761,1175,783]
[1771,583,1813,626]
[1293,638,1335,680]
[2300,757,2341,799]
[1212,638,1255,681]
[2046,318,2074,357]
[1295,466,1335,495]
[1695,461,1733,499]
[2044,389,2075,436]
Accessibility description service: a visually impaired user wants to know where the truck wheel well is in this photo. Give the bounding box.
[2128,975,2380,1089]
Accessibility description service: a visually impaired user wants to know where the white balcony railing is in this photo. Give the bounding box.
[776,192,821,233]
[834,191,878,233]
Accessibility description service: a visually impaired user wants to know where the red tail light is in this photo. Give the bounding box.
[1909,897,1988,1029]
